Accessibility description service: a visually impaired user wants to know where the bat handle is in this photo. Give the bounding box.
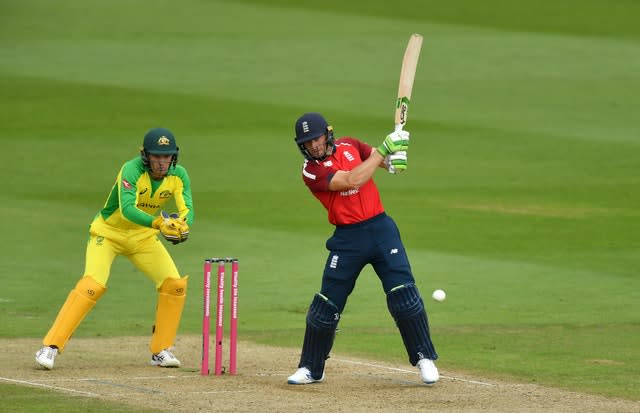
[394,124,404,132]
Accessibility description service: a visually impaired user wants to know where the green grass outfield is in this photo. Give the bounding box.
[1,0,639,409]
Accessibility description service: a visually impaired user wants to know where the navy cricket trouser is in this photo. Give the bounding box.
[320,212,416,312]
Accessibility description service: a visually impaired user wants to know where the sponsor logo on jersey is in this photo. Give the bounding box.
[159,190,172,199]
[339,188,359,196]
[137,202,161,209]
[344,151,355,162]
[122,179,133,190]
[139,188,148,195]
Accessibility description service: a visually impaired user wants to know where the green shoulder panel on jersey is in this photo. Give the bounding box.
[169,165,189,182]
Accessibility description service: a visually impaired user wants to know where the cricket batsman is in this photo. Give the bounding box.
[287,113,439,385]
[35,127,194,369]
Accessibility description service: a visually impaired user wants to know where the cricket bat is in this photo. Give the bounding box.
[394,33,423,132]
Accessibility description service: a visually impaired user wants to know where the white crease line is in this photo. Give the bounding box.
[80,374,201,381]
[0,376,100,396]
[332,358,495,386]
[90,390,253,397]
[34,374,200,383]
[1,375,250,398]
[440,376,496,386]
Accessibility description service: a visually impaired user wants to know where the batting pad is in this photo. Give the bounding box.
[150,276,188,354]
[43,276,106,352]
[298,293,340,379]
[386,283,438,364]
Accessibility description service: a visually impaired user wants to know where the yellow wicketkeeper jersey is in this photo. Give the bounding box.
[91,157,194,233]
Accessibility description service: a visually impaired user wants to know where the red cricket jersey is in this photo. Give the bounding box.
[301,137,385,225]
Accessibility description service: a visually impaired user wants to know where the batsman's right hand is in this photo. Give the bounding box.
[152,211,189,244]
[377,130,410,157]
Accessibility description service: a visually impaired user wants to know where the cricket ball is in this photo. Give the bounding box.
[432,289,446,302]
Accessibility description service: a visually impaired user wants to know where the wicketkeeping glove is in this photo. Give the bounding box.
[377,130,410,157]
[152,211,190,244]
[169,213,189,243]
[385,151,408,174]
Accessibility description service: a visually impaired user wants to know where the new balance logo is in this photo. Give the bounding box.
[390,248,398,254]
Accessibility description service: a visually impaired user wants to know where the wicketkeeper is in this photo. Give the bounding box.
[35,127,194,369]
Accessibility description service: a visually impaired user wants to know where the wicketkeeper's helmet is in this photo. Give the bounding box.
[294,112,335,161]
[140,127,179,170]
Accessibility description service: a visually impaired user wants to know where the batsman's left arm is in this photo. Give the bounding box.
[329,150,383,191]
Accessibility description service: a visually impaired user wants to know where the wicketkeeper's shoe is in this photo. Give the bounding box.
[35,346,58,370]
[417,358,439,384]
[287,367,324,384]
[150,349,181,367]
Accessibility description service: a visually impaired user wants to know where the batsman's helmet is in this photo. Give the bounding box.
[140,127,179,170]
[294,112,335,161]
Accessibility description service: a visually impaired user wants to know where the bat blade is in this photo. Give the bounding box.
[395,33,423,131]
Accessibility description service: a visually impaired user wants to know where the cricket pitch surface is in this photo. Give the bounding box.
[1,336,637,413]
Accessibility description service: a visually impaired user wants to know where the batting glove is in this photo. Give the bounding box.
[385,151,408,174]
[377,130,410,157]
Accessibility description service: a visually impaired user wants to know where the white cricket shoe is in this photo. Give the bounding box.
[150,349,181,367]
[35,346,58,370]
[287,367,324,385]
[417,358,439,384]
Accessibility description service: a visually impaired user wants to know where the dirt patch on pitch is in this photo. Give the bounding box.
[1,336,637,413]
